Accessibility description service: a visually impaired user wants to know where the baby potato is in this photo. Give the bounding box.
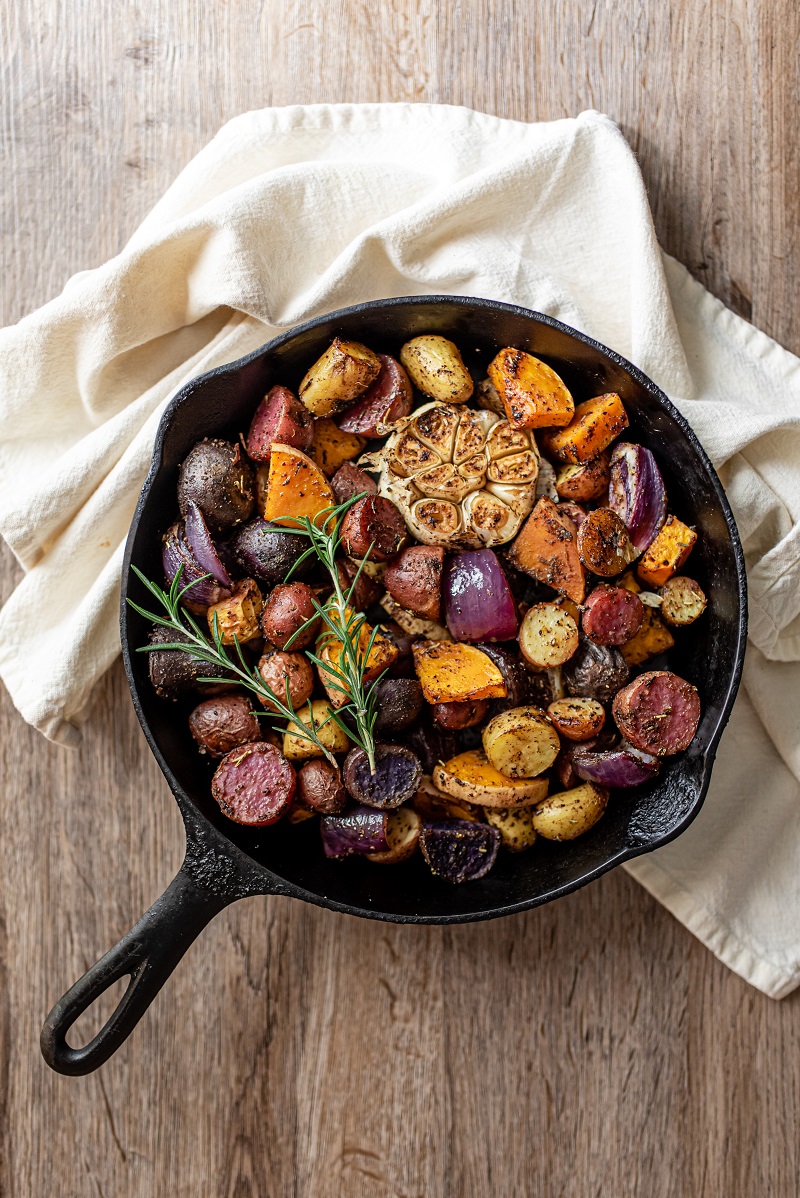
[207,579,263,644]
[282,700,352,761]
[518,603,580,669]
[400,335,474,404]
[482,706,561,779]
[298,338,382,417]
[659,575,708,626]
[531,782,609,841]
[547,697,606,742]
[484,806,538,852]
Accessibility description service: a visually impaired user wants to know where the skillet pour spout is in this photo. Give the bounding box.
[41,296,747,1074]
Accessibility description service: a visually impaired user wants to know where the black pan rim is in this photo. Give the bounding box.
[120,293,748,925]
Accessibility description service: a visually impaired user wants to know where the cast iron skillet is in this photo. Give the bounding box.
[40,296,747,1075]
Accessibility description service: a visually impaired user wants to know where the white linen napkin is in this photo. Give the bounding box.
[1,104,798,998]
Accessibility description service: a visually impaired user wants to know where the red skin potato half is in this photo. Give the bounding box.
[261,582,320,650]
[330,462,378,506]
[246,386,314,461]
[612,670,701,756]
[582,584,644,646]
[340,495,407,561]
[337,354,413,437]
[384,545,445,621]
[188,694,262,757]
[211,742,296,825]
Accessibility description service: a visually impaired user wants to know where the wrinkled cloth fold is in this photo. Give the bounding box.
[1,104,798,996]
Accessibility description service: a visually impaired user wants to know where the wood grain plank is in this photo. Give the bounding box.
[1,1,799,1196]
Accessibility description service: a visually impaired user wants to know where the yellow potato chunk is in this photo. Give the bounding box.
[518,602,580,668]
[481,706,561,779]
[484,806,538,852]
[207,579,263,644]
[400,335,474,404]
[532,782,609,841]
[299,339,382,417]
[282,700,352,761]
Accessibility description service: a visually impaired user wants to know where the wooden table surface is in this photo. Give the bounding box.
[2,3,799,1195]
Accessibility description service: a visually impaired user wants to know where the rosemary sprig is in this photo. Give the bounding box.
[128,493,386,772]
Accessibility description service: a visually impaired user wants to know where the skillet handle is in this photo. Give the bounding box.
[40,864,233,1075]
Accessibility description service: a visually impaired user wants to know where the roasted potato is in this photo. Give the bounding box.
[400,335,474,404]
[487,347,574,430]
[659,575,707,626]
[384,544,445,622]
[562,639,630,704]
[554,451,611,502]
[261,582,320,651]
[207,578,263,644]
[188,694,262,757]
[366,806,422,864]
[547,697,606,742]
[257,650,315,711]
[433,749,549,808]
[577,509,637,577]
[177,438,255,534]
[518,603,580,669]
[481,706,561,779]
[282,700,352,761]
[298,338,382,417]
[531,782,609,840]
[484,805,538,852]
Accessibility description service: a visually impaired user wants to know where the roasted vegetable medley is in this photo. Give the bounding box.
[134,334,706,884]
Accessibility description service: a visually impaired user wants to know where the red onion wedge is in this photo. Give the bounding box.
[572,742,660,788]
[184,500,234,587]
[162,521,231,610]
[608,443,667,555]
[444,549,519,642]
[320,807,389,858]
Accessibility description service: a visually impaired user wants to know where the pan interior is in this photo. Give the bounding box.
[123,298,744,921]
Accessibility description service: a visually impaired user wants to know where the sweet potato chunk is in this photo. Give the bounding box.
[506,496,586,604]
[310,419,366,476]
[636,515,697,587]
[619,605,675,666]
[262,444,335,528]
[317,608,399,707]
[487,347,574,430]
[540,393,629,463]
[433,749,548,808]
[412,641,507,704]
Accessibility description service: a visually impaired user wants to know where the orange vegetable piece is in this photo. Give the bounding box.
[540,393,629,463]
[506,496,586,604]
[620,606,676,665]
[310,419,366,476]
[262,444,335,528]
[636,515,697,587]
[316,607,398,707]
[412,641,507,704]
[487,347,574,430]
